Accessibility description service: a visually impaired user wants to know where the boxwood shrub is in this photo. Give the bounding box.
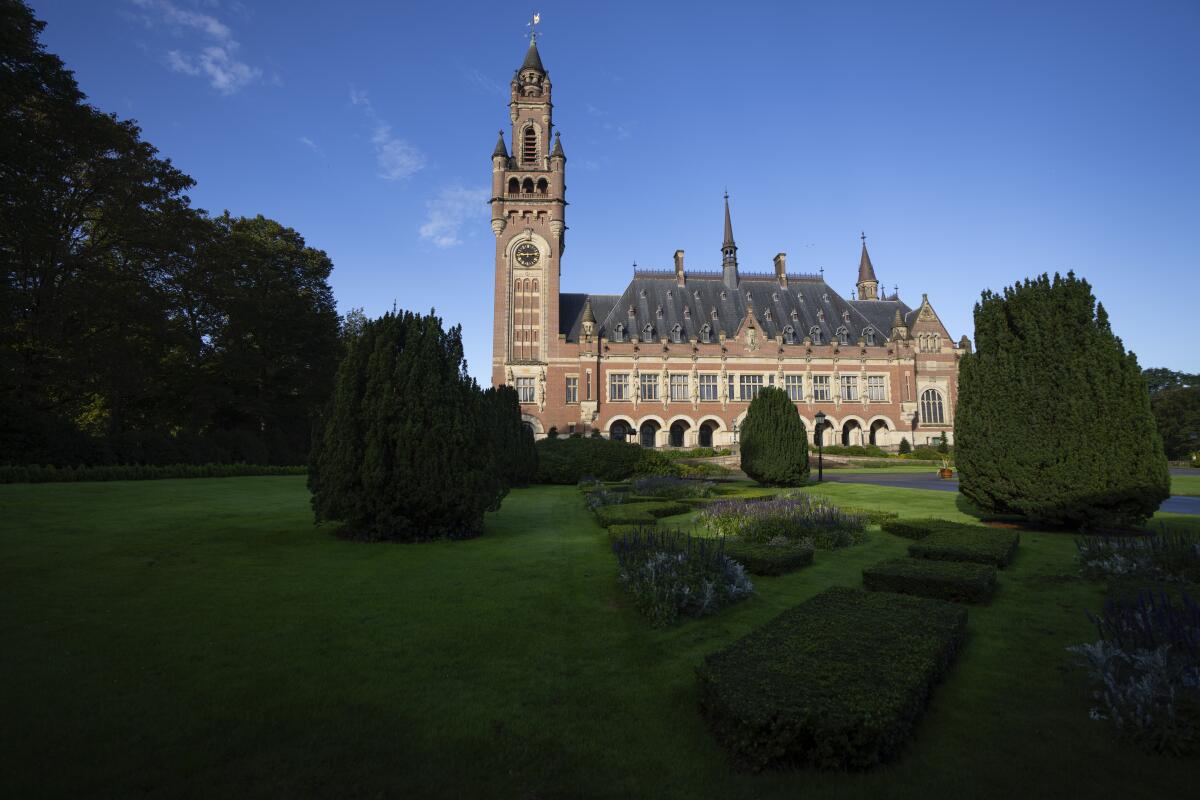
[839,506,901,526]
[722,537,814,576]
[909,526,1019,568]
[593,500,689,528]
[696,586,967,770]
[535,437,679,484]
[863,557,998,604]
[881,517,964,540]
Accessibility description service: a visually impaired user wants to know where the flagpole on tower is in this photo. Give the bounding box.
[528,11,541,43]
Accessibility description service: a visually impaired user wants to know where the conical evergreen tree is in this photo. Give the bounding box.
[956,273,1169,528]
[309,310,506,540]
[739,386,810,486]
[482,384,538,487]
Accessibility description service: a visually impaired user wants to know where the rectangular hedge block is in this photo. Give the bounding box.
[909,527,1019,568]
[722,537,814,576]
[863,557,997,604]
[696,586,967,771]
[880,517,972,540]
[592,501,689,528]
[839,506,901,526]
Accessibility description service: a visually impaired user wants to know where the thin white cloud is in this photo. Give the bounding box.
[461,66,506,97]
[419,186,489,248]
[298,136,322,156]
[130,0,261,94]
[350,87,425,181]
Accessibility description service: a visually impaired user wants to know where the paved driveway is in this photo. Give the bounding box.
[819,470,1200,516]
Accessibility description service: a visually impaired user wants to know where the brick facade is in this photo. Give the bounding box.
[490,37,966,450]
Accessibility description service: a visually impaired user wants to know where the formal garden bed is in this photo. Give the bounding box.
[863,557,998,604]
[696,586,968,770]
[894,520,1020,567]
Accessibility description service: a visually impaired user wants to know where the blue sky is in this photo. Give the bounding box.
[31,0,1200,378]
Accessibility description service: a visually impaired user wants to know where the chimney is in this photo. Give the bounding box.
[674,249,685,287]
[773,253,788,289]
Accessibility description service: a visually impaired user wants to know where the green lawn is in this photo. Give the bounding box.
[1173,473,1200,497]
[0,477,1191,798]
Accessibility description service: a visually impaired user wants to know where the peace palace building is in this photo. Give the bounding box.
[491,36,968,450]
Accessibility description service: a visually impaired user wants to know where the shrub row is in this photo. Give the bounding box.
[630,476,717,500]
[0,463,307,484]
[660,447,731,459]
[722,537,814,576]
[696,587,968,770]
[613,527,754,626]
[593,500,689,528]
[535,437,678,484]
[863,557,998,604]
[838,506,901,526]
[910,526,1019,568]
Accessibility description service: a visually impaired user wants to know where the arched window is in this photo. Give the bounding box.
[536,178,548,194]
[863,327,876,346]
[809,326,823,345]
[699,323,711,343]
[521,177,534,193]
[531,279,538,292]
[783,325,795,344]
[920,389,945,424]
[612,322,624,343]
[670,323,682,343]
[522,126,537,164]
[507,177,519,194]
[835,326,849,345]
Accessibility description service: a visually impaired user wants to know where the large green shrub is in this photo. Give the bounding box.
[308,311,505,541]
[738,387,809,486]
[956,273,1169,528]
[534,437,677,483]
[863,557,997,604]
[481,385,537,487]
[696,587,967,770]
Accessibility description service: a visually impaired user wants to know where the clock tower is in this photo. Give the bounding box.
[490,31,566,388]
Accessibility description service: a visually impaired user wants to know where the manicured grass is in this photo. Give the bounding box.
[0,477,1193,798]
[1172,474,1200,497]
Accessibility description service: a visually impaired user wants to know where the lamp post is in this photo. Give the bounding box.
[814,410,826,482]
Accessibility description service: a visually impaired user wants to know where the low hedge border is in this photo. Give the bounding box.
[722,537,814,576]
[908,526,1019,568]
[881,517,960,540]
[0,463,306,484]
[863,557,998,604]
[697,586,967,771]
[839,506,901,526]
[593,501,690,528]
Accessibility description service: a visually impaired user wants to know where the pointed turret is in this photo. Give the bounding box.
[492,130,508,159]
[551,132,565,159]
[890,308,909,340]
[721,192,738,289]
[856,232,880,300]
[580,295,596,338]
[520,38,545,74]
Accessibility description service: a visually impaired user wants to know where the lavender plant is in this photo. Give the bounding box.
[699,495,867,548]
[612,527,754,626]
[630,475,717,500]
[585,487,627,510]
[1076,528,1200,583]
[1069,591,1200,755]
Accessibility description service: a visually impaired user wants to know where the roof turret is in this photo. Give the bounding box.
[551,132,565,159]
[857,233,878,285]
[520,38,545,74]
[492,130,508,158]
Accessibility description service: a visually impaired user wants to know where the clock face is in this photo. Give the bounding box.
[514,242,540,268]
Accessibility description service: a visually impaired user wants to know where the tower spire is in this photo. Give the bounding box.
[856,231,880,300]
[721,191,738,288]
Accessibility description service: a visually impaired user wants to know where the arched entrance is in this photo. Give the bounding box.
[869,419,890,446]
[841,419,862,446]
[669,420,690,448]
[698,421,717,448]
[814,420,834,447]
[639,420,660,448]
[610,420,632,442]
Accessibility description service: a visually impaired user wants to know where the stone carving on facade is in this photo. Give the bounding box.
[537,367,546,411]
[690,368,699,407]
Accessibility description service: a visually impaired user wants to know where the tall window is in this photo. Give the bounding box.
[669,374,689,401]
[640,373,659,401]
[835,326,849,345]
[863,327,876,346]
[921,389,945,424]
[521,126,537,164]
[516,377,535,404]
[699,373,718,401]
[840,375,859,401]
[809,326,823,345]
[565,376,578,404]
[610,373,629,401]
[739,374,764,401]
[812,375,831,402]
[867,375,887,401]
[785,374,804,401]
[728,374,736,401]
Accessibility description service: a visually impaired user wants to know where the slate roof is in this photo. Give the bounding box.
[560,274,912,346]
[520,40,545,74]
[857,241,878,284]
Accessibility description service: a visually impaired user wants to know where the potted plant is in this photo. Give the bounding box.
[938,458,954,479]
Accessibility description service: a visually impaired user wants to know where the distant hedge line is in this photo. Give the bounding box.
[0,464,308,484]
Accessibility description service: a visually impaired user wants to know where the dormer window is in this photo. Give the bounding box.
[628,305,636,317]
[783,325,796,344]
[693,290,701,300]
[710,307,718,320]
[842,310,850,323]
[639,288,647,298]
[817,309,824,322]
[643,323,654,340]
[863,327,876,346]
[809,326,823,345]
[699,323,712,343]
[764,309,773,321]
[720,291,727,300]
[666,290,673,299]
[822,293,830,303]
[797,292,805,303]
[772,292,780,301]
[612,322,625,342]
[670,323,682,343]
[683,305,691,319]
[835,326,849,345]
[790,309,799,321]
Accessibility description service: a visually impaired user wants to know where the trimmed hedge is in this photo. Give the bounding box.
[909,526,1020,568]
[0,463,306,484]
[863,557,998,604]
[593,500,689,528]
[722,537,814,576]
[839,506,901,526]
[535,437,677,484]
[881,518,950,540]
[697,587,967,770]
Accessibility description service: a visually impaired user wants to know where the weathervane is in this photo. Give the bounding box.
[528,12,541,42]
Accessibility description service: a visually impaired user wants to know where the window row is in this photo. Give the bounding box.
[602,373,891,403]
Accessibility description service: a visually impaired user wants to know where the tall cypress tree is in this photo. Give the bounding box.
[309,310,506,541]
[481,385,538,487]
[739,386,809,486]
[956,273,1169,529]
